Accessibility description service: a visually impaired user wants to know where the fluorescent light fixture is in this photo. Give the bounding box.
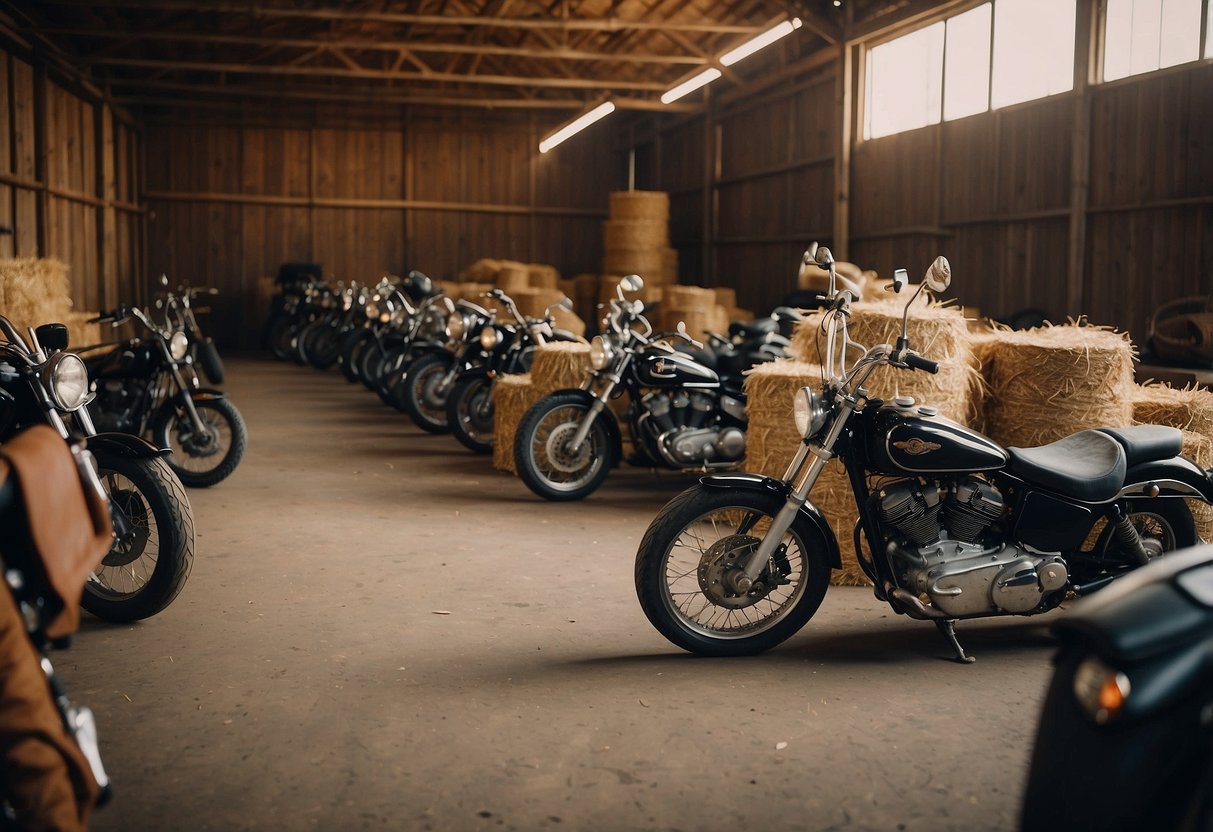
[660,68,722,104]
[538,101,616,153]
[720,18,803,67]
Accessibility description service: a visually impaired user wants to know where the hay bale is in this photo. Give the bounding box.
[434,279,462,299]
[532,342,590,393]
[661,285,717,338]
[790,299,983,428]
[981,323,1135,448]
[603,220,667,252]
[713,287,737,310]
[492,373,541,474]
[1179,430,1213,542]
[62,311,102,349]
[603,250,664,282]
[609,190,669,223]
[0,257,73,331]
[459,258,502,283]
[551,307,586,338]
[527,263,560,290]
[457,282,495,303]
[661,248,679,284]
[496,266,530,293]
[599,274,661,307]
[733,307,755,323]
[1132,382,1213,542]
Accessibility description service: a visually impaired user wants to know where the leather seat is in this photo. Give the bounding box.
[1007,429,1127,502]
[727,318,777,339]
[1097,425,1183,467]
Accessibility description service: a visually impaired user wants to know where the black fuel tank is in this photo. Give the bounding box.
[634,348,719,388]
[867,403,1008,476]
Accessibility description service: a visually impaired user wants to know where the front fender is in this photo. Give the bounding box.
[550,388,623,467]
[87,431,170,459]
[700,473,843,569]
[1122,457,1213,502]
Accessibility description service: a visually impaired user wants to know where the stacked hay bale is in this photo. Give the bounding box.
[1131,382,1213,541]
[0,257,73,332]
[742,360,870,586]
[603,191,673,284]
[660,285,719,341]
[491,342,592,474]
[977,323,1135,448]
[510,287,586,337]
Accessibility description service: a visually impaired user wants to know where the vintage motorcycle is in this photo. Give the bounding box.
[80,304,247,488]
[633,245,1213,660]
[1021,542,1213,831]
[347,271,445,394]
[512,275,790,502]
[296,280,369,371]
[0,318,194,621]
[160,277,225,385]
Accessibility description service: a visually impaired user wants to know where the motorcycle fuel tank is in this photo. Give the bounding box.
[867,401,1007,476]
[635,349,719,388]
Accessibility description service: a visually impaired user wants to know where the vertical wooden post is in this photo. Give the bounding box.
[94,100,110,309]
[528,111,537,262]
[834,42,853,259]
[403,105,414,269]
[32,59,47,256]
[701,89,716,286]
[1067,0,1096,316]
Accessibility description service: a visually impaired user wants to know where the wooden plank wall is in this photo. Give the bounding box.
[0,46,141,320]
[144,109,619,349]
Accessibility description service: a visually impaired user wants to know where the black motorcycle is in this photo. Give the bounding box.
[296,280,370,371]
[512,275,789,502]
[633,245,1213,660]
[0,318,194,622]
[81,304,247,488]
[159,276,225,385]
[1021,542,1213,831]
[443,288,582,453]
[344,271,445,394]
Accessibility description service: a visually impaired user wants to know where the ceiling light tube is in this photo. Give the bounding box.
[719,18,803,67]
[660,68,722,104]
[539,101,616,153]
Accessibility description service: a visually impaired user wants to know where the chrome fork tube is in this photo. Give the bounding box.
[740,397,858,582]
[568,355,629,451]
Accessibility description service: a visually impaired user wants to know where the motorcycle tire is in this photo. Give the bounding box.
[290,321,312,366]
[514,391,613,501]
[448,374,495,454]
[1094,498,1197,563]
[339,329,372,383]
[375,348,412,409]
[153,397,248,488]
[83,451,195,622]
[307,324,342,371]
[634,483,832,657]
[267,317,295,361]
[402,353,455,434]
[358,339,387,391]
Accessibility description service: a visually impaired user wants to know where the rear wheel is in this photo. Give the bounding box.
[402,353,456,434]
[634,484,831,656]
[514,392,613,501]
[83,452,194,622]
[448,374,495,454]
[1095,498,1196,564]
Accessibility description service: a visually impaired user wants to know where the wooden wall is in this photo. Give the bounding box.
[144,110,620,349]
[0,46,142,318]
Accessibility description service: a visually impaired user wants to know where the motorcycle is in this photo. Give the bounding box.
[343,271,444,393]
[512,275,790,502]
[442,288,582,452]
[1021,542,1213,831]
[633,244,1213,660]
[80,304,247,489]
[0,424,112,829]
[159,277,225,385]
[268,277,333,364]
[296,280,369,372]
[0,318,194,621]
[374,284,459,410]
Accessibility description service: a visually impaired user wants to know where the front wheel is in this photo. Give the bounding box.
[634,484,832,656]
[153,396,248,487]
[84,452,195,622]
[514,392,613,501]
[448,374,496,454]
[403,353,457,434]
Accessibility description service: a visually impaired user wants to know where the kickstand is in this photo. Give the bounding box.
[935,619,976,664]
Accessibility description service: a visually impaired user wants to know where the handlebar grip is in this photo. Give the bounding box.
[905,352,939,374]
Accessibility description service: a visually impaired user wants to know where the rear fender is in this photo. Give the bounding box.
[552,388,623,467]
[1121,457,1213,502]
[700,473,843,569]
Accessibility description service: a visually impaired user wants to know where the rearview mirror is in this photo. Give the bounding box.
[620,274,644,293]
[803,242,819,265]
[924,256,951,293]
[814,246,834,268]
[160,274,169,286]
[892,269,908,293]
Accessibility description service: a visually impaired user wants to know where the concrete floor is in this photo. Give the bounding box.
[61,356,1061,832]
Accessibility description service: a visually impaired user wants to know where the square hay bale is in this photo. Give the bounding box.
[603,220,667,252]
[608,190,669,223]
[531,342,590,394]
[1133,382,1213,542]
[496,266,530,293]
[0,257,73,331]
[603,250,664,283]
[458,258,502,283]
[492,373,540,474]
[526,264,560,290]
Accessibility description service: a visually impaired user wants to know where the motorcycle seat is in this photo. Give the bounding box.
[674,343,718,371]
[1007,429,1127,502]
[1097,425,1183,467]
[727,319,777,339]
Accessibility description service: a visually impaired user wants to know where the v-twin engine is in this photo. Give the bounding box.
[878,478,1069,618]
[640,390,745,467]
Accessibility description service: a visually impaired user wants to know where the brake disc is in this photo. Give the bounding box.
[697,534,772,609]
[545,422,592,474]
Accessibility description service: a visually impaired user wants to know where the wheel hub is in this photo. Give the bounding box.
[544,422,591,474]
[697,534,773,609]
[177,421,220,458]
[104,487,149,566]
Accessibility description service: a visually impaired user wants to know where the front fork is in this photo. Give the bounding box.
[739,396,858,583]
[568,358,629,451]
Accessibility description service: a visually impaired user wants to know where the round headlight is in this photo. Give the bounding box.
[446,311,465,341]
[44,353,90,411]
[589,335,613,370]
[169,331,189,361]
[479,326,501,350]
[792,386,827,439]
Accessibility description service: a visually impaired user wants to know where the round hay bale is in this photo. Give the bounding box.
[492,373,540,474]
[527,264,560,290]
[1179,430,1213,542]
[603,250,664,282]
[496,266,530,293]
[661,247,679,284]
[791,299,983,427]
[982,323,1135,448]
[609,190,669,223]
[531,342,591,393]
[603,220,667,252]
[1132,382,1213,542]
[511,287,562,320]
[459,258,501,283]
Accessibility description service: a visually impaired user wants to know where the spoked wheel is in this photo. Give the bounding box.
[448,374,495,454]
[84,452,194,622]
[402,353,456,433]
[1094,498,1196,565]
[340,329,372,383]
[358,339,387,390]
[514,391,612,501]
[634,484,832,656]
[153,397,248,488]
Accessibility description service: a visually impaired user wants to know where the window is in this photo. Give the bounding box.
[863,1,1076,140]
[1104,0,1204,81]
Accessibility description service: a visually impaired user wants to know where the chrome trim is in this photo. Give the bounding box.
[1117,479,1207,499]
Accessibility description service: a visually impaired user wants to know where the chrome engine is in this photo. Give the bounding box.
[878,477,1069,617]
[640,390,745,467]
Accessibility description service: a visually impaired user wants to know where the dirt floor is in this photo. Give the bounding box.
[64,356,1061,832]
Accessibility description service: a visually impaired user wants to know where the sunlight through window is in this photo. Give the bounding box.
[991,0,1076,108]
[944,4,992,121]
[864,23,944,139]
[1105,0,1202,81]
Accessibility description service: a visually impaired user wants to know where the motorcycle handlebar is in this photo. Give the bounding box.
[904,352,939,374]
